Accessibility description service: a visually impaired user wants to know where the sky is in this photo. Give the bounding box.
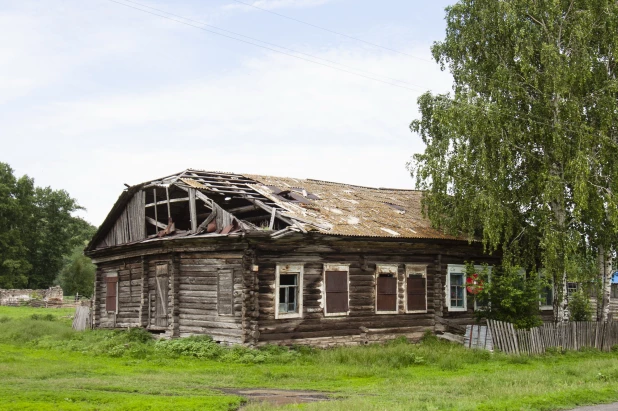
[1,0,455,226]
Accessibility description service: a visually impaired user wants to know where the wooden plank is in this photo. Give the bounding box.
[189,188,197,233]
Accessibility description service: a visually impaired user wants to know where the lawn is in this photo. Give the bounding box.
[1,306,618,410]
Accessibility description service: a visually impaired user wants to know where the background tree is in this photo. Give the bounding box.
[56,242,96,298]
[0,162,96,290]
[410,0,618,321]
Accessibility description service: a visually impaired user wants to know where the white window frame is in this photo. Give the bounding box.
[375,264,399,314]
[275,264,304,319]
[105,271,119,314]
[323,264,350,317]
[404,264,428,314]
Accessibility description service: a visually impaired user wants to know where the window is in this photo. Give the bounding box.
[446,264,492,312]
[324,264,349,316]
[376,265,398,313]
[538,270,553,310]
[447,266,466,312]
[611,284,618,299]
[405,265,427,313]
[105,272,118,313]
[567,282,579,298]
[275,264,303,319]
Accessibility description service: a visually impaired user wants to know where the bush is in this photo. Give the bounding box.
[569,290,593,321]
[473,264,542,329]
[30,314,55,321]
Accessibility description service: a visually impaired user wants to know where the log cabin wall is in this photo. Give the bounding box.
[94,257,143,329]
[251,237,497,347]
[177,250,246,343]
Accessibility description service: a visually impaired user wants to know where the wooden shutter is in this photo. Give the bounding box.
[377,276,397,311]
[105,276,118,312]
[325,271,348,314]
[407,276,426,311]
[218,269,234,315]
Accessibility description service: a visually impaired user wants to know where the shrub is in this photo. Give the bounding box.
[569,290,592,321]
[473,264,542,329]
[30,314,55,321]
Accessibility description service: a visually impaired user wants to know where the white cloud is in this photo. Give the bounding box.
[224,0,335,12]
[1,1,452,226]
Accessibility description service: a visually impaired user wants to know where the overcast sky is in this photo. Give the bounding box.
[2,0,454,226]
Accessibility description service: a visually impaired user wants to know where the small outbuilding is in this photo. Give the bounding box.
[86,169,496,346]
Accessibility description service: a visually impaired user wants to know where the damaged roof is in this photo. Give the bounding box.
[244,174,458,239]
[87,169,463,251]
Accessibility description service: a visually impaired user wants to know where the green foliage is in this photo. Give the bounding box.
[409,0,618,320]
[30,313,55,321]
[0,162,96,290]
[570,289,593,321]
[56,243,96,297]
[3,306,618,410]
[473,264,542,329]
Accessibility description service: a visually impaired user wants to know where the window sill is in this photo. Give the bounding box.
[376,311,399,315]
[540,306,553,311]
[406,310,427,314]
[447,307,467,312]
[276,312,302,319]
[324,311,349,317]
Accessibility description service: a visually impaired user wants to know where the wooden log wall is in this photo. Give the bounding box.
[178,251,245,343]
[94,257,143,329]
[98,191,146,248]
[250,238,495,346]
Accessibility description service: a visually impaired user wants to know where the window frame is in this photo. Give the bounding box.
[375,264,399,314]
[105,272,118,314]
[446,265,467,312]
[275,264,304,319]
[404,264,428,314]
[323,264,350,317]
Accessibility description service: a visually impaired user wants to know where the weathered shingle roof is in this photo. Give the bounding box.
[244,173,458,239]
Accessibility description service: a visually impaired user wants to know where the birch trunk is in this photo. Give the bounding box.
[601,249,613,322]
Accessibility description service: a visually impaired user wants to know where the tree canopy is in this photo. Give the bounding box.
[410,0,618,320]
[0,163,96,289]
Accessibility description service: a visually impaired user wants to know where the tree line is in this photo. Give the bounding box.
[0,162,96,296]
[411,0,618,323]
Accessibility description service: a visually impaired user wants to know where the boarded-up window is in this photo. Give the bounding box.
[376,275,397,312]
[105,274,118,312]
[218,269,234,315]
[406,276,426,311]
[154,264,169,327]
[325,270,348,314]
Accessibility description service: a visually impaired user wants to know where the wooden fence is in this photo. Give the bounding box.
[486,319,618,355]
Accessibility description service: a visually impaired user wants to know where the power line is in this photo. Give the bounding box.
[230,0,433,63]
[119,0,425,89]
[105,0,427,92]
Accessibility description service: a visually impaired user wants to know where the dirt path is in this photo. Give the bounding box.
[223,388,330,408]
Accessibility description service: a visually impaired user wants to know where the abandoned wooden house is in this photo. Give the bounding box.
[85,169,499,346]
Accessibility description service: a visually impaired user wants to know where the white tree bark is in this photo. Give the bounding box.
[555,270,569,322]
[600,249,613,322]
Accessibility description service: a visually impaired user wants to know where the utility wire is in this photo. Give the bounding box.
[120,0,425,89]
[106,0,615,141]
[106,0,427,92]
[230,0,433,63]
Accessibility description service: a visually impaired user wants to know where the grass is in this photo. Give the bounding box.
[1,306,618,410]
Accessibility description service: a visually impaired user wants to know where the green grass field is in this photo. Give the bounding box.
[1,306,618,410]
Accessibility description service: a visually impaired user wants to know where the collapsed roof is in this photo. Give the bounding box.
[86,169,461,251]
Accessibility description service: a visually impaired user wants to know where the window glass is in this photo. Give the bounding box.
[279,273,298,313]
[541,284,553,306]
[450,272,465,308]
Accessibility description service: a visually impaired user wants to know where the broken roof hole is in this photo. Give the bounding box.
[385,202,406,213]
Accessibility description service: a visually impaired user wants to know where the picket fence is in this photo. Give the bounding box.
[485,319,618,355]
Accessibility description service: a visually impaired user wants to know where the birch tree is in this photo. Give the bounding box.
[410,0,618,321]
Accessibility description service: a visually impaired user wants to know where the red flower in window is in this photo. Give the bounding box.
[466,273,483,295]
